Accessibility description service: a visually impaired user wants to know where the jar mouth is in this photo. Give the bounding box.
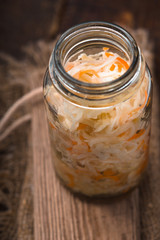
[49,21,141,98]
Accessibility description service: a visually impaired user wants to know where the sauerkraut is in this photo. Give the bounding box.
[44,47,151,196]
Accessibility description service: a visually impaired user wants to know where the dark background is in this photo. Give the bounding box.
[0,0,160,89]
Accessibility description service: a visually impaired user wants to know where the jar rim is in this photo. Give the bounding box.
[49,21,141,99]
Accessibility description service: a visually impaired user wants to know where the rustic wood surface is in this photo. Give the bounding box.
[29,35,157,240]
[32,90,141,240]
[32,89,141,240]
[31,62,159,240]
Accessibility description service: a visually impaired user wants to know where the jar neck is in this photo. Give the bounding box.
[49,22,145,107]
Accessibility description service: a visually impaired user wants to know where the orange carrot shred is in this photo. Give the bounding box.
[103,169,117,176]
[73,70,100,83]
[105,52,114,57]
[118,131,127,137]
[73,72,80,79]
[86,143,91,152]
[67,140,77,151]
[77,123,88,130]
[65,63,74,72]
[110,64,115,71]
[116,61,123,72]
[116,57,129,70]
[108,175,120,182]
[67,147,72,151]
[103,47,109,51]
[75,169,89,174]
[49,121,55,129]
[79,69,99,78]
[46,96,51,103]
[66,173,75,187]
[93,169,120,182]
[143,144,148,151]
[79,135,85,141]
[137,140,145,150]
[147,97,151,107]
[128,129,145,141]
[94,169,115,180]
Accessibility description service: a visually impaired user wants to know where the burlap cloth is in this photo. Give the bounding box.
[0,29,159,240]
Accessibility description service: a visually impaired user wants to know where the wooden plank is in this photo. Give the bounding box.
[32,102,140,240]
[139,83,160,240]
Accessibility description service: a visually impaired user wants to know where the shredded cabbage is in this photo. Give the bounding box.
[65,47,129,83]
[45,48,151,196]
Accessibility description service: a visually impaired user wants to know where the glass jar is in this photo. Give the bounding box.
[43,22,152,197]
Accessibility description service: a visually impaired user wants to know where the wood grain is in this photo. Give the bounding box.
[30,31,155,240]
[29,28,157,240]
[32,101,140,240]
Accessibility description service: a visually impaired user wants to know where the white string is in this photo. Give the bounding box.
[0,114,32,142]
[0,87,42,133]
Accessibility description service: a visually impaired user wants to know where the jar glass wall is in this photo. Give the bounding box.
[43,22,152,197]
